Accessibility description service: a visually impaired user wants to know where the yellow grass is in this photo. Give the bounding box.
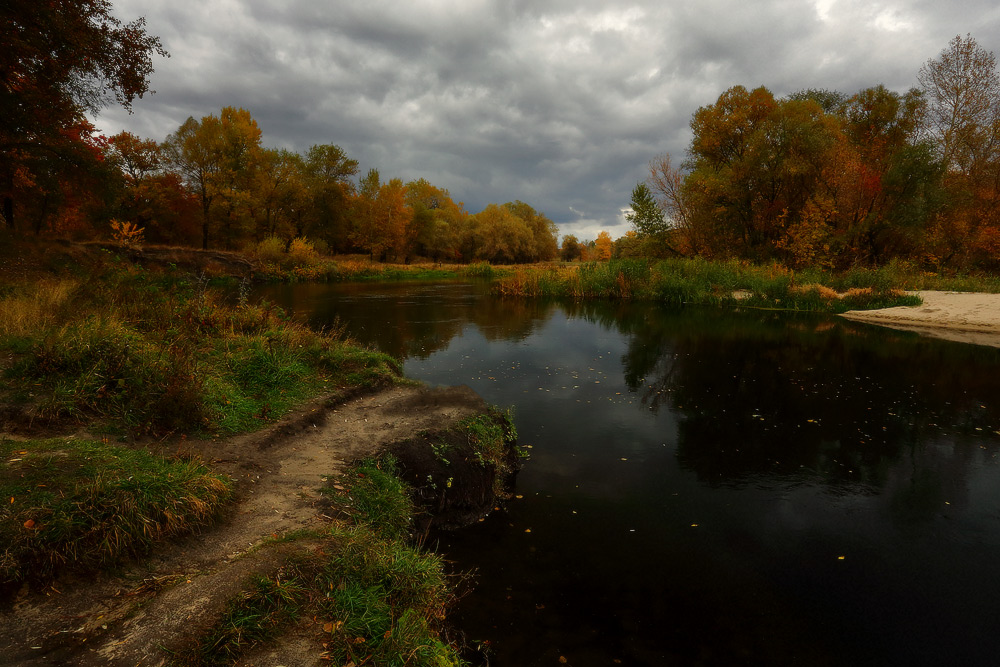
[0,280,78,336]
[791,283,841,301]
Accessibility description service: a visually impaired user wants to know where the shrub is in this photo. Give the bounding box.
[109,219,145,249]
[287,237,319,267]
[254,237,286,265]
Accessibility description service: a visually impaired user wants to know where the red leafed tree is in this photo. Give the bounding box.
[1,0,166,231]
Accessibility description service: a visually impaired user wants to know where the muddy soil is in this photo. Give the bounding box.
[0,383,489,666]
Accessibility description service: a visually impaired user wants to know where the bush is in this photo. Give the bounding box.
[287,237,319,267]
[254,237,286,265]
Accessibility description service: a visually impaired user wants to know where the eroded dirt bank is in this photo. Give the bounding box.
[841,290,1000,347]
[0,384,491,666]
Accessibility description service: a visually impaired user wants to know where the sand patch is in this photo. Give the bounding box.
[840,291,1000,347]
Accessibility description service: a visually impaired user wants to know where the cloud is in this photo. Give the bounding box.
[96,0,1000,239]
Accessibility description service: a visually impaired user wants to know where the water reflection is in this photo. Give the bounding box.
[256,282,1000,666]
[575,302,1000,498]
[257,281,558,359]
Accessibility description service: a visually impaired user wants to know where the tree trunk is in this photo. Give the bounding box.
[2,195,12,229]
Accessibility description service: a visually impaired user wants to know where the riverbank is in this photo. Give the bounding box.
[0,250,519,665]
[0,384,514,665]
[841,291,1000,347]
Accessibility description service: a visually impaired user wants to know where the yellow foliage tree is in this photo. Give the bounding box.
[594,231,613,261]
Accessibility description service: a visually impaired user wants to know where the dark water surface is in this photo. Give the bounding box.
[258,281,1000,666]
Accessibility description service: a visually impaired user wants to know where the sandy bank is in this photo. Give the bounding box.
[840,291,1000,347]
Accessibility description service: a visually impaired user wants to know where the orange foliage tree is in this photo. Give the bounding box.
[594,231,613,260]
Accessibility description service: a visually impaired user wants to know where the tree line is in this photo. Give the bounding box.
[626,34,1000,272]
[1,2,558,264]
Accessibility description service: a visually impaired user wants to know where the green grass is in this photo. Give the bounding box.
[490,258,942,312]
[194,458,465,666]
[0,262,402,436]
[322,456,416,541]
[198,571,306,666]
[458,409,520,497]
[0,437,232,588]
[317,524,460,667]
[459,261,511,280]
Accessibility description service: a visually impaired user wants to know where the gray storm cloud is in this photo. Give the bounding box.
[94,0,1000,240]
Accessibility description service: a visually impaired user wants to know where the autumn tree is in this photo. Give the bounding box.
[504,201,559,262]
[104,131,199,244]
[351,169,387,259]
[683,86,842,259]
[1,0,166,230]
[252,148,303,240]
[163,107,263,249]
[834,86,941,263]
[470,204,535,263]
[594,230,613,261]
[350,169,411,260]
[303,144,357,251]
[560,234,582,261]
[405,178,468,261]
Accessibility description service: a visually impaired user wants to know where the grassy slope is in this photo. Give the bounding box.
[1,437,232,587]
[0,252,402,596]
[0,257,401,436]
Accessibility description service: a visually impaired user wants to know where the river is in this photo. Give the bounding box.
[257,280,1000,666]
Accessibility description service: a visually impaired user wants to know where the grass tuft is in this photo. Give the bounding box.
[0,437,232,588]
[323,456,416,541]
[198,571,306,666]
[194,459,465,666]
[0,279,78,338]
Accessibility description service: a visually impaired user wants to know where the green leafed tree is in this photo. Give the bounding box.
[625,182,666,237]
[303,144,358,251]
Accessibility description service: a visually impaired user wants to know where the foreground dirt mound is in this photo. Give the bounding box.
[388,408,521,530]
[0,384,491,666]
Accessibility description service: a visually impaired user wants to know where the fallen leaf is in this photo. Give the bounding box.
[323,622,333,632]
[23,519,35,529]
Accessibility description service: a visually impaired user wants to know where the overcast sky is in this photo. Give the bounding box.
[93,0,1000,241]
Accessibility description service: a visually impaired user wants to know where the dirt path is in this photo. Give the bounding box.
[841,291,1000,347]
[0,384,487,666]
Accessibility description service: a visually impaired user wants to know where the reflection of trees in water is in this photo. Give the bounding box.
[255,281,559,360]
[576,302,1000,519]
[468,297,558,343]
[260,283,1000,524]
